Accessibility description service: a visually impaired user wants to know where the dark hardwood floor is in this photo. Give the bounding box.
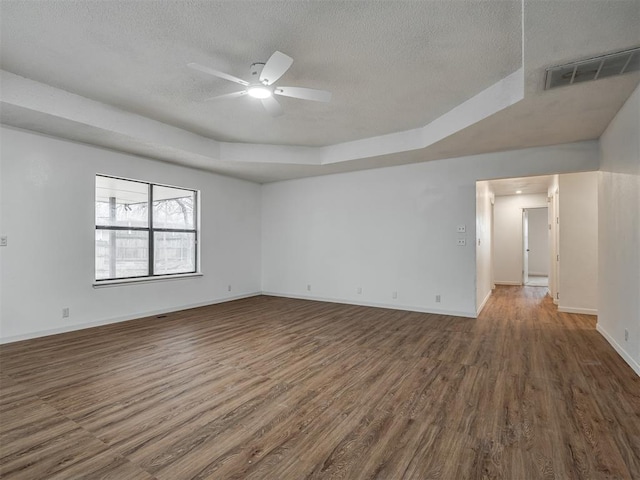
[1,286,639,479]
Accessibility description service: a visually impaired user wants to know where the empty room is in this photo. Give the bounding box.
[1,1,639,479]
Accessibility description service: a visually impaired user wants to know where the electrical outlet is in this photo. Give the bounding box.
[307,284,311,292]
[456,225,466,233]
[435,295,441,303]
[625,329,629,341]
[392,291,397,299]
[457,239,466,246]
[0,236,7,247]
[62,307,69,318]
[356,287,362,294]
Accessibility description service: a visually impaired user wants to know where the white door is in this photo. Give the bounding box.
[523,209,529,284]
[555,190,560,301]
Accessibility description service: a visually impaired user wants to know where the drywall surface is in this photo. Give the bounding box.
[548,176,560,302]
[476,181,493,313]
[598,84,640,375]
[558,172,598,315]
[493,194,548,285]
[262,142,598,318]
[0,127,262,342]
[527,207,549,276]
[0,140,3,330]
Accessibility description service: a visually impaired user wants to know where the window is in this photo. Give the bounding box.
[95,175,198,281]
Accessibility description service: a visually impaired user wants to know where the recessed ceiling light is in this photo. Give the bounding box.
[247,86,272,99]
[516,190,522,194]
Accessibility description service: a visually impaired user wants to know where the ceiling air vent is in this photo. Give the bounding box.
[544,46,640,90]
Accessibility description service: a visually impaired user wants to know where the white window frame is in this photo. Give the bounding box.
[94,174,200,285]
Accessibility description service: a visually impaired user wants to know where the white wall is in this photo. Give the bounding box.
[558,172,598,315]
[493,194,548,285]
[598,84,640,375]
[0,135,3,328]
[475,181,493,313]
[548,176,560,302]
[0,127,262,342]
[527,207,549,276]
[262,142,598,318]
[0,129,601,341]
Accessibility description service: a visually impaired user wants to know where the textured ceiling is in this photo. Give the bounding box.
[1,0,639,183]
[0,0,520,146]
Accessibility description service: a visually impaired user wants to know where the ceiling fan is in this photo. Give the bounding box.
[188,51,332,117]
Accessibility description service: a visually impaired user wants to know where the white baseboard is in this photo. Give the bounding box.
[0,292,262,345]
[596,324,640,377]
[477,290,492,315]
[494,281,522,286]
[262,291,477,318]
[557,306,598,315]
[1,290,477,344]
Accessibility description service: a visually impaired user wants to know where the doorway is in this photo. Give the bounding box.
[523,207,549,287]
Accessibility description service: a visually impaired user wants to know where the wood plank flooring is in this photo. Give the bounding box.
[1,286,639,479]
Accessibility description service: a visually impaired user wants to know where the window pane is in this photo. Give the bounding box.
[153,186,195,229]
[154,232,196,275]
[95,229,149,280]
[96,176,149,228]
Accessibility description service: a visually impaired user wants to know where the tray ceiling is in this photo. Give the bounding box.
[1,0,638,182]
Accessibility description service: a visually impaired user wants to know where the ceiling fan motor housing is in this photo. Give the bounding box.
[250,63,266,84]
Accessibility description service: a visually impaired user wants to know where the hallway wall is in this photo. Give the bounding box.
[476,181,493,313]
[558,172,598,315]
[548,176,560,302]
[598,84,639,375]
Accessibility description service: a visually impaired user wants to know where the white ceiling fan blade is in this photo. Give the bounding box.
[259,51,293,85]
[275,86,332,103]
[261,96,284,117]
[204,91,247,102]
[188,62,249,86]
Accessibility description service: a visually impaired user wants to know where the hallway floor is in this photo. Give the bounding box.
[525,274,549,287]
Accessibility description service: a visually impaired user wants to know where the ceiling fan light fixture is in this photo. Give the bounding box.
[188,51,331,116]
[247,86,272,99]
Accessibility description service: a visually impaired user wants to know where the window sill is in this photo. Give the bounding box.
[93,273,203,288]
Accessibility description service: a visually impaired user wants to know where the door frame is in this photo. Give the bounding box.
[522,208,529,285]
